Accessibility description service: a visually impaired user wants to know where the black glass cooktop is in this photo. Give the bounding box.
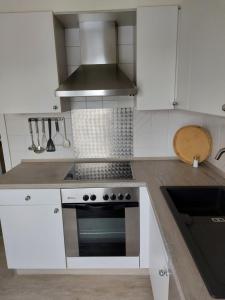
[64,162,133,181]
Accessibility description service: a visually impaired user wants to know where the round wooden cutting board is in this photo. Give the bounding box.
[173,125,212,165]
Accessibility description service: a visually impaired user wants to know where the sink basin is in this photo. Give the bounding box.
[163,186,225,216]
[161,186,225,298]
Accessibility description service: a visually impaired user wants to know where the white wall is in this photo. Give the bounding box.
[0,0,182,13]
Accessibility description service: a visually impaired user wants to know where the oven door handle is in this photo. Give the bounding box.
[62,203,138,210]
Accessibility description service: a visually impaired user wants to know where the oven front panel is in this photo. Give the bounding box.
[61,188,139,204]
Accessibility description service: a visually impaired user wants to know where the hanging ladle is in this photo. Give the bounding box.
[34,119,45,154]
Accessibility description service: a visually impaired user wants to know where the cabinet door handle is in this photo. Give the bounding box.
[25,195,31,201]
[54,208,59,214]
[172,101,178,108]
[159,269,168,277]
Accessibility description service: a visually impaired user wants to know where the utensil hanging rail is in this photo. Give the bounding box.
[28,117,64,122]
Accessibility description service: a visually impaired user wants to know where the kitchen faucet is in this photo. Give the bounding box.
[215,148,225,160]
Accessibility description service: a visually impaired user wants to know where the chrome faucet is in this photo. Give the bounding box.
[215,148,225,160]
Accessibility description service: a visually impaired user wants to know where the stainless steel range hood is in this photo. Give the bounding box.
[56,21,137,97]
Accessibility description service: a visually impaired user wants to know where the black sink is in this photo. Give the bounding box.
[161,186,225,298]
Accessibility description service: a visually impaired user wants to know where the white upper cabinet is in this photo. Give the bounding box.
[0,12,67,113]
[136,6,178,110]
[177,0,225,116]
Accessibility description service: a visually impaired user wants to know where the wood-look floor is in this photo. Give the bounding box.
[0,237,153,300]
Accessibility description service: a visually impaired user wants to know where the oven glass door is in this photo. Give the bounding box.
[63,202,139,257]
[77,204,126,256]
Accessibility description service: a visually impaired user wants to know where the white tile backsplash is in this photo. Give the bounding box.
[134,109,225,174]
[118,26,136,45]
[118,45,135,64]
[65,28,80,47]
[134,110,205,158]
[202,114,225,170]
[5,109,225,172]
[86,100,103,109]
[71,100,87,110]
[66,46,81,66]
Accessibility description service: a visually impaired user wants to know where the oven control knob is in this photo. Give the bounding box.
[103,194,109,201]
[125,193,131,200]
[90,194,96,201]
[110,194,116,200]
[83,195,89,201]
[118,194,124,200]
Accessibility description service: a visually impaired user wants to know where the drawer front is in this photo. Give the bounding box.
[0,189,61,206]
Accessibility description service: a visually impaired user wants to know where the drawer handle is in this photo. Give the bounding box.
[54,208,59,214]
[172,101,178,108]
[159,269,168,277]
[25,195,31,201]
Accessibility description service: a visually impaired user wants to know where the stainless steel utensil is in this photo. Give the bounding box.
[28,120,36,151]
[34,119,45,154]
[62,118,71,148]
[46,119,55,152]
[53,119,64,146]
[41,119,47,149]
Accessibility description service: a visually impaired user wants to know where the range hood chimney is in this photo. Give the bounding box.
[56,21,137,97]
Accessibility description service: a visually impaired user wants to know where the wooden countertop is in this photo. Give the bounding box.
[0,159,225,299]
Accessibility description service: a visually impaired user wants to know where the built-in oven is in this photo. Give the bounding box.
[61,188,139,268]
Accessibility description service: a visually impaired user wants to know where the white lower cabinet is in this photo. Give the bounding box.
[141,187,169,300]
[149,199,169,300]
[0,190,66,269]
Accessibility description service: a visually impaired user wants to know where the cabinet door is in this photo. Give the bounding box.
[149,198,169,300]
[137,6,178,110]
[0,12,61,113]
[0,205,66,269]
[139,187,150,268]
[177,0,225,116]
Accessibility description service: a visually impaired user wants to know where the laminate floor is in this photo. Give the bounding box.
[0,237,153,300]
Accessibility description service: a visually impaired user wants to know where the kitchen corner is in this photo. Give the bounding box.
[1,0,225,299]
[1,158,225,299]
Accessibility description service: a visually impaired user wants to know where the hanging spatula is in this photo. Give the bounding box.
[46,119,55,152]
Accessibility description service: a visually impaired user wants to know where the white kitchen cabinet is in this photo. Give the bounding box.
[141,187,169,300]
[136,6,178,110]
[177,0,225,116]
[139,187,150,268]
[149,199,169,300]
[0,12,68,113]
[0,189,66,269]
